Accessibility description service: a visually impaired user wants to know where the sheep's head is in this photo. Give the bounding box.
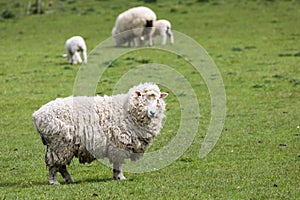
[128,83,168,124]
[136,89,168,119]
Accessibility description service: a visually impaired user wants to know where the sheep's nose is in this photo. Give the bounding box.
[149,111,156,117]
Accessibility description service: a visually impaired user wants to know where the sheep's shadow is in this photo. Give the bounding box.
[74,177,134,184]
[0,180,49,188]
[74,177,114,184]
[0,177,127,188]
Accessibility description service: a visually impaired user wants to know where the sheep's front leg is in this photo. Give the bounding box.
[148,27,155,46]
[152,36,157,45]
[71,53,77,65]
[148,35,153,46]
[67,53,73,64]
[74,51,82,64]
[48,166,60,185]
[113,163,126,180]
[59,165,74,184]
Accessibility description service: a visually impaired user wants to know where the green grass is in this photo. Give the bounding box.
[1,0,299,199]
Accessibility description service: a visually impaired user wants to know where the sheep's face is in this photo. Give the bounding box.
[128,84,168,126]
[135,89,168,119]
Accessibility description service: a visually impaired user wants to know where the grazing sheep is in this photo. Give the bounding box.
[65,36,87,65]
[153,19,174,45]
[32,83,168,185]
[112,6,157,47]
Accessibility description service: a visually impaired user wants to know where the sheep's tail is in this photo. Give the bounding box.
[32,116,47,145]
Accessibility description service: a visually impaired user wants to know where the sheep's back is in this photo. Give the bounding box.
[65,36,86,53]
[32,96,105,147]
[114,6,156,34]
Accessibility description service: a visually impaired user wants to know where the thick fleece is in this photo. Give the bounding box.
[153,19,174,45]
[32,83,167,184]
[65,36,87,65]
[112,6,157,47]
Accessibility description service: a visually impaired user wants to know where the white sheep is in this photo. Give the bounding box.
[112,6,157,47]
[65,36,87,65]
[153,19,174,45]
[32,83,168,185]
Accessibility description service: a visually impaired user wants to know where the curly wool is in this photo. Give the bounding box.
[112,6,157,47]
[32,83,167,167]
[65,36,87,65]
[153,19,174,45]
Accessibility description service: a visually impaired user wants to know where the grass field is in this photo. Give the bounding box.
[0,0,299,199]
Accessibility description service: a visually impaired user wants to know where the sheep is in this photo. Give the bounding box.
[32,83,168,185]
[112,6,157,47]
[153,19,174,45]
[65,36,87,65]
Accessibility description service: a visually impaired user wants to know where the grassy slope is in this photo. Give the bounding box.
[0,0,299,199]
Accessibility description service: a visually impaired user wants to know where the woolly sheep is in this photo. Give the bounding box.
[65,36,87,65]
[112,6,157,47]
[32,83,168,185]
[153,19,174,45]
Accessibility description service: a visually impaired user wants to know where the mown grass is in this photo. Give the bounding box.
[0,0,299,199]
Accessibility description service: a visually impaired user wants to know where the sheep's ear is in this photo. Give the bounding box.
[160,92,168,99]
[136,91,142,97]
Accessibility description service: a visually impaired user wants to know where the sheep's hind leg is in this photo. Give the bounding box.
[48,166,60,185]
[59,165,74,184]
[113,163,126,180]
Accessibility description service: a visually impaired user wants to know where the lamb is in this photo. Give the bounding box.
[153,19,174,45]
[112,6,157,47]
[65,36,87,65]
[32,83,168,185]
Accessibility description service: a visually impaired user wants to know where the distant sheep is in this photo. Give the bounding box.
[112,6,157,47]
[32,83,168,185]
[65,36,87,65]
[153,19,174,45]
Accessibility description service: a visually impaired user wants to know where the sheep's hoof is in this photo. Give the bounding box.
[49,180,60,185]
[113,175,126,180]
[65,178,74,184]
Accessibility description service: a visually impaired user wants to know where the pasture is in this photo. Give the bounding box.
[0,0,299,199]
